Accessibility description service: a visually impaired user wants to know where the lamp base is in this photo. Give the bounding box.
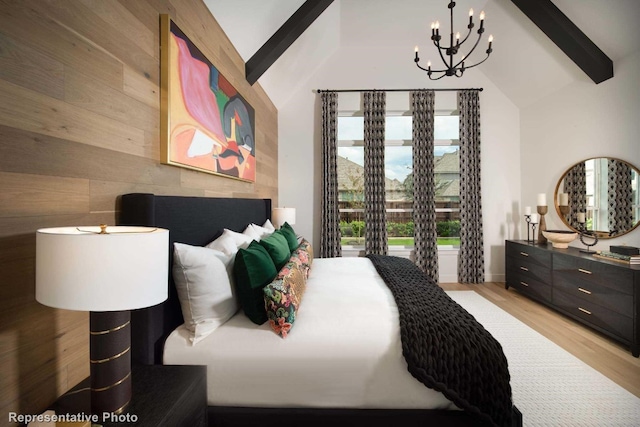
[90,311,132,414]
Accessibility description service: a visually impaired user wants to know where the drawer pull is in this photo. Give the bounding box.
[519,252,529,257]
[520,266,529,272]
[578,287,592,295]
[578,307,592,315]
[520,281,529,287]
[578,268,592,275]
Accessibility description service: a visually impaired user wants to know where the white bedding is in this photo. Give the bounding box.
[163,257,459,410]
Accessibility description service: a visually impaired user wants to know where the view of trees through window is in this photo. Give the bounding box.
[337,114,460,249]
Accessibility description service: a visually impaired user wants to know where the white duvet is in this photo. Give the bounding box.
[163,257,459,410]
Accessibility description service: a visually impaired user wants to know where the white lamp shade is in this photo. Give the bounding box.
[36,226,169,312]
[272,207,296,227]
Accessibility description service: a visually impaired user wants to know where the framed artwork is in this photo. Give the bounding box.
[160,14,256,182]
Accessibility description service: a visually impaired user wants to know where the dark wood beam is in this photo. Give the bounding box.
[511,0,613,83]
[245,0,334,85]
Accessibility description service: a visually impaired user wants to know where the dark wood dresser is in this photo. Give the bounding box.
[505,240,640,357]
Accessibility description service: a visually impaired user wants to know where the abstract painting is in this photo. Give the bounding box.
[160,15,256,182]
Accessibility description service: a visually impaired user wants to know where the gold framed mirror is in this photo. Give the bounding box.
[554,157,640,239]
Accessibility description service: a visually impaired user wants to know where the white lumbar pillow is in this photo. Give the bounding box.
[173,243,239,345]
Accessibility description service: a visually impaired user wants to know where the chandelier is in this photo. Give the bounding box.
[414,1,493,80]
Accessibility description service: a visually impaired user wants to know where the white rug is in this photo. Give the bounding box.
[446,291,640,427]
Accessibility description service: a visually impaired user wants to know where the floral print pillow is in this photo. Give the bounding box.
[290,239,313,278]
[264,261,306,338]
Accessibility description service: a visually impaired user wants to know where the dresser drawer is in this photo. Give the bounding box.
[506,256,551,284]
[506,269,552,303]
[554,272,633,317]
[553,289,633,341]
[506,241,551,268]
[553,253,634,295]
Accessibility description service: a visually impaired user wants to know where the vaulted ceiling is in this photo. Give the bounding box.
[205,0,640,109]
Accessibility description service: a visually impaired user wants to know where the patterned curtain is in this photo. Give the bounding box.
[320,92,342,258]
[410,90,438,284]
[564,162,586,229]
[457,90,484,284]
[608,159,634,235]
[363,91,388,255]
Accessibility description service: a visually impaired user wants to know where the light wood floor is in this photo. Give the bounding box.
[439,282,640,398]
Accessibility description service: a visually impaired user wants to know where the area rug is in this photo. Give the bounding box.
[446,291,640,427]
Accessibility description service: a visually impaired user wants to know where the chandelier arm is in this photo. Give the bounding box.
[415,61,450,74]
[433,39,450,69]
[460,53,491,70]
[458,25,475,46]
[428,72,448,81]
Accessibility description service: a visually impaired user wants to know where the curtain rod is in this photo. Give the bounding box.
[314,88,483,93]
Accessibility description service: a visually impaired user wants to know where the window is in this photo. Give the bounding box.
[337,112,460,251]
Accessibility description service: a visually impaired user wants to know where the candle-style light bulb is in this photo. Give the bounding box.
[488,34,493,52]
[479,11,485,30]
[427,60,431,71]
[469,8,474,25]
[435,20,440,35]
[456,32,461,41]
[431,22,435,36]
[414,45,419,60]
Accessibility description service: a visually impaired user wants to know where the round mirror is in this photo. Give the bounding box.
[554,158,640,239]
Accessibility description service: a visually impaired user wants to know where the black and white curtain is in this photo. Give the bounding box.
[608,159,634,235]
[457,90,484,284]
[320,91,342,258]
[410,90,438,284]
[363,91,388,255]
[565,162,586,229]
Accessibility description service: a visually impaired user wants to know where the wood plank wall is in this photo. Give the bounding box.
[0,0,278,423]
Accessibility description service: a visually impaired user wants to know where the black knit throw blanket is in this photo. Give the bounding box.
[366,254,513,427]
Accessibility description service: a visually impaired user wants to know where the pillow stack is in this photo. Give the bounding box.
[172,219,314,344]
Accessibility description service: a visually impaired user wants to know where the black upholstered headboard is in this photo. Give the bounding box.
[118,193,272,365]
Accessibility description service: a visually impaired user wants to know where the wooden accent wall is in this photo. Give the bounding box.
[0,0,278,423]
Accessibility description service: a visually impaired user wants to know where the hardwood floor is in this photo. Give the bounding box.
[440,281,640,398]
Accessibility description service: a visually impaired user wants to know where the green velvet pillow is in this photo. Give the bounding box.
[279,222,299,252]
[259,231,291,270]
[233,240,277,324]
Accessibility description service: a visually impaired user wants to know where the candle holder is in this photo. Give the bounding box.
[530,223,538,244]
[537,205,548,244]
[559,205,569,217]
[524,214,532,242]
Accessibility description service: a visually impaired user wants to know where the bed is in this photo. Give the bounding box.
[119,193,522,427]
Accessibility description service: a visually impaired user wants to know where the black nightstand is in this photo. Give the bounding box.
[52,364,207,426]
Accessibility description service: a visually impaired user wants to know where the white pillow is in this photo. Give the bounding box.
[242,224,261,241]
[250,222,274,240]
[262,219,276,232]
[206,228,253,255]
[173,243,239,345]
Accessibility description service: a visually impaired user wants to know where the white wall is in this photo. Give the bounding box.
[520,48,640,250]
[278,45,520,283]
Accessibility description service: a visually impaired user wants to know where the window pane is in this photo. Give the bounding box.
[434,115,459,140]
[337,116,363,140]
[337,112,461,249]
[386,116,412,140]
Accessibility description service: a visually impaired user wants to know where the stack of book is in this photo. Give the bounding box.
[594,250,640,265]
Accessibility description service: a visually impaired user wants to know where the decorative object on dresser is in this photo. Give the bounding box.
[554,157,640,239]
[536,193,548,244]
[36,226,169,414]
[50,364,207,426]
[610,245,640,256]
[523,206,532,242]
[540,230,578,249]
[505,240,640,357]
[528,212,539,243]
[593,250,640,265]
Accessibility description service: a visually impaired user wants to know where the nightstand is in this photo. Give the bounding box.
[51,364,207,426]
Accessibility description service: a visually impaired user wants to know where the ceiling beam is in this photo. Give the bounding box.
[245,0,334,85]
[511,0,613,84]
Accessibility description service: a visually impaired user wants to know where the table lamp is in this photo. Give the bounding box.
[36,225,169,415]
[272,207,296,228]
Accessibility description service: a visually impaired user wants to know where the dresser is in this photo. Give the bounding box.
[505,240,640,357]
